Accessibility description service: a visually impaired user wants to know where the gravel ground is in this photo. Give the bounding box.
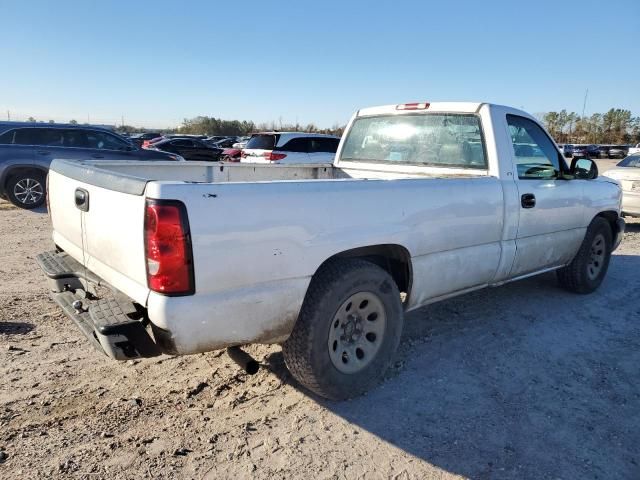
[0,199,639,480]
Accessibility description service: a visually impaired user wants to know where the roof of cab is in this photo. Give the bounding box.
[357,102,484,117]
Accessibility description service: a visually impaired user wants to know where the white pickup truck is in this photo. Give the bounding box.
[38,102,625,400]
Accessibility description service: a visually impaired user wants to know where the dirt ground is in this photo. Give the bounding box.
[1,198,639,480]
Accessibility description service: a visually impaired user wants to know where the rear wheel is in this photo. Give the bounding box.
[283,259,404,400]
[6,171,46,209]
[557,217,612,294]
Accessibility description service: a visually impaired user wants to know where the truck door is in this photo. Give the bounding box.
[505,114,586,277]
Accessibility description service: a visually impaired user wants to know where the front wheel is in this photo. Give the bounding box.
[557,217,612,294]
[283,259,404,400]
[6,171,46,209]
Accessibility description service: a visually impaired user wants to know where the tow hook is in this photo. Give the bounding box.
[226,346,259,375]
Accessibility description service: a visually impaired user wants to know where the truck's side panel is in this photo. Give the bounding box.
[144,175,504,354]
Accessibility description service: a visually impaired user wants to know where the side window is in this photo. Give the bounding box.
[85,131,129,150]
[506,115,561,180]
[0,130,16,144]
[62,129,90,148]
[171,139,193,147]
[279,138,310,153]
[310,138,340,153]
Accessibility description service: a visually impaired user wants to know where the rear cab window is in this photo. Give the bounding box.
[246,134,280,150]
[339,114,487,168]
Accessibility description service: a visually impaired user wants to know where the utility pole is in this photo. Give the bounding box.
[6,110,9,121]
[121,115,125,127]
[581,89,589,118]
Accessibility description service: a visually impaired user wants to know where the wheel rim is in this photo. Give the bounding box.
[587,233,606,280]
[13,178,44,205]
[327,291,387,374]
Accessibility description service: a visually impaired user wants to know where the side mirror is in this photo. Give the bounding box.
[571,157,598,180]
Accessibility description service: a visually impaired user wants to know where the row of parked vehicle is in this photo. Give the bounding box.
[0,121,343,208]
[558,144,629,159]
[124,131,342,164]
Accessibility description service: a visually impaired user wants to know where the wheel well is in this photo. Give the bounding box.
[595,210,619,237]
[3,166,47,189]
[320,244,413,301]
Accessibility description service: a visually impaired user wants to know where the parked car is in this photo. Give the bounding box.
[39,101,624,400]
[608,146,628,159]
[585,144,601,158]
[241,132,341,164]
[560,144,575,158]
[220,147,242,161]
[571,145,588,158]
[211,137,239,149]
[205,136,231,143]
[130,132,162,147]
[603,154,640,216]
[0,122,182,209]
[629,143,640,156]
[142,136,166,149]
[147,137,222,161]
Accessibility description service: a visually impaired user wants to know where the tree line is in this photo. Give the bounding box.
[542,108,639,145]
[176,116,345,137]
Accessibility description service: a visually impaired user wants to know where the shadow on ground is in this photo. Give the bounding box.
[0,322,35,335]
[267,254,640,479]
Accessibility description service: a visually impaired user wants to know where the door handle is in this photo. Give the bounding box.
[521,193,536,209]
[75,188,89,212]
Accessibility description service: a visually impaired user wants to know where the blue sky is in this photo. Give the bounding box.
[1,0,638,128]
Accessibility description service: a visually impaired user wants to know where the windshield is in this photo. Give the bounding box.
[617,155,640,167]
[339,113,487,168]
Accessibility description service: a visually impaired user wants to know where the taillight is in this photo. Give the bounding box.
[144,200,194,295]
[263,151,287,161]
[396,102,430,110]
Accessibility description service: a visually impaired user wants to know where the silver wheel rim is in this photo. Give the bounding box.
[13,178,43,205]
[587,233,606,280]
[327,291,387,374]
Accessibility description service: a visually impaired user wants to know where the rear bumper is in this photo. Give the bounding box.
[36,250,173,360]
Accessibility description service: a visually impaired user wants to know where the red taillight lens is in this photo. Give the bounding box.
[144,200,194,295]
[396,102,430,110]
[263,151,287,161]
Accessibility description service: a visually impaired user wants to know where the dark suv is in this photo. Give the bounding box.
[0,123,182,209]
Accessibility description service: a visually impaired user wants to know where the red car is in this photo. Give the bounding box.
[141,136,164,149]
[220,148,242,162]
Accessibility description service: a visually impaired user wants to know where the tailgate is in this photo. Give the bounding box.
[48,161,150,305]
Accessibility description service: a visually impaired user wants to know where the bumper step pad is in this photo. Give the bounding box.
[36,251,101,292]
[37,250,163,360]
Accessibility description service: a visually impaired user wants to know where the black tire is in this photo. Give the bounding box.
[6,171,46,209]
[556,217,612,294]
[283,258,404,400]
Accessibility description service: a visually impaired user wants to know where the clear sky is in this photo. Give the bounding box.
[1,0,638,128]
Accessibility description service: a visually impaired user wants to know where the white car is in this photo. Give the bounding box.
[240,132,340,164]
[39,101,624,400]
[628,143,640,156]
[603,154,640,216]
